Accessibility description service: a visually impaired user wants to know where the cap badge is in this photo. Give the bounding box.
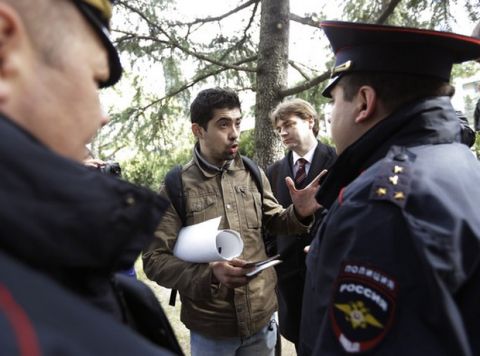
[331,60,352,77]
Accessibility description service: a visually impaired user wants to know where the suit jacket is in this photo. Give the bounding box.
[266,141,336,344]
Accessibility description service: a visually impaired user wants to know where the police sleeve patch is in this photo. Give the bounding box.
[330,262,398,353]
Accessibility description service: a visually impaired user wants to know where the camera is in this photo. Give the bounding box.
[456,111,476,148]
[100,161,122,177]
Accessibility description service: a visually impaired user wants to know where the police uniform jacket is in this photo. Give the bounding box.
[299,97,480,355]
[143,148,310,338]
[0,114,168,324]
[266,141,336,344]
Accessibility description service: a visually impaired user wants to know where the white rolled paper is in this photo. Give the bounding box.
[173,216,243,263]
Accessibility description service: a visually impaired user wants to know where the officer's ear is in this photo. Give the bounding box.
[354,85,377,124]
[0,3,27,99]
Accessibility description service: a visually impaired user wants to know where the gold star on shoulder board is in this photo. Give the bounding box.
[393,165,404,174]
[389,175,399,185]
[376,187,387,196]
[394,192,405,200]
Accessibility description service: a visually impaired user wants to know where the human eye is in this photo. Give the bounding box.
[218,119,229,128]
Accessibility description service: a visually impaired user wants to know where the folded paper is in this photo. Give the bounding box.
[173,216,243,263]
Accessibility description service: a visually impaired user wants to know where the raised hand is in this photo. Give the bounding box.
[285,170,327,218]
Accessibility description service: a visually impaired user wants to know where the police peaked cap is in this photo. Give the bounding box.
[72,0,122,88]
[321,21,480,97]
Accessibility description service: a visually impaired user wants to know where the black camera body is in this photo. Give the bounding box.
[456,111,476,148]
[100,161,122,177]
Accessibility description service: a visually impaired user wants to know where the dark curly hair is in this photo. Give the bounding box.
[190,88,241,130]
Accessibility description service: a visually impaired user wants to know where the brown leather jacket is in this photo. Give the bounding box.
[143,151,310,338]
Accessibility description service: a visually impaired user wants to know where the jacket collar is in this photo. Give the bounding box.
[316,96,461,208]
[193,142,242,178]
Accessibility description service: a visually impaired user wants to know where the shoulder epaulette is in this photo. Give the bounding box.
[369,147,414,208]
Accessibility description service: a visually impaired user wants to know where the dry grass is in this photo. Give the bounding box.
[135,259,296,355]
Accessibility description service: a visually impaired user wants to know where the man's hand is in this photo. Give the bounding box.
[83,158,105,169]
[286,170,327,218]
[210,258,254,289]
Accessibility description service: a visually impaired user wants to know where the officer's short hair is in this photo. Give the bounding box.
[270,98,320,137]
[190,88,241,130]
[338,72,454,114]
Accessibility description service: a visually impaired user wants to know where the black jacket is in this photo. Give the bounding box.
[266,142,336,344]
[299,97,480,355]
[0,114,177,354]
[0,251,174,355]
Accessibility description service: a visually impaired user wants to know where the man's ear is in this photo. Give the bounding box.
[191,123,203,139]
[307,116,314,130]
[0,3,26,99]
[354,86,377,124]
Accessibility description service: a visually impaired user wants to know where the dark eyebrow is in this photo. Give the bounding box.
[216,115,243,122]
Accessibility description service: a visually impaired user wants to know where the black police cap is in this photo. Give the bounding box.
[72,0,122,88]
[321,21,480,97]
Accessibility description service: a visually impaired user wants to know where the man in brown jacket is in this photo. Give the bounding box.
[143,87,322,355]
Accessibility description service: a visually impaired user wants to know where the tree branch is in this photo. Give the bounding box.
[280,71,330,98]
[288,60,311,80]
[117,1,257,72]
[181,0,260,26]
[375,0,402,24]
[289,13,321,29]
[135,55,258,116]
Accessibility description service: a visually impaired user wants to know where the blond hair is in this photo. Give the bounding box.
[270,98,319,136]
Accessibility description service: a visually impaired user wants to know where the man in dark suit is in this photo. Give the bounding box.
[267,98,336,350]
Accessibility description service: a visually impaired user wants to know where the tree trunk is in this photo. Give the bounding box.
[254,0,289,169]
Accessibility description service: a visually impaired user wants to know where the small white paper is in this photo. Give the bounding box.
[173,216,243,263]
[246,260,282,277]
[245,254,283,277]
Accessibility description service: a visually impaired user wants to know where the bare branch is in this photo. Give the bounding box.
[289,13,321,29]
[375,0,402,24]
[472,20,480,37]
[288,60,311,80]
[280,71,330,98]
[134,55,258,116]
[182,0,260,26]
[116,1,257,72]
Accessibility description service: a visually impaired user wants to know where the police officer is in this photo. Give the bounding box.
[299,21,480,355]
[0,0,177,354]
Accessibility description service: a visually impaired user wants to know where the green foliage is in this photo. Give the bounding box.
[121,146,192,190]
[452,62,479,79]
[239,129,255,159]
[319,135,335,147]
[474,132,480,158]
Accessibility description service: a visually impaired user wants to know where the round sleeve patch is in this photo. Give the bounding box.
[330,262,398,353]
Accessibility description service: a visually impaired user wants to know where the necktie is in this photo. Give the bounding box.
[294,158,307,187]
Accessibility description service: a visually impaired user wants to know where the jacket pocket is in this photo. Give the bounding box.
[237,185,261,229]
[186,194,218,224]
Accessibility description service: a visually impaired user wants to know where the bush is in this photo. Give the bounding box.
[121,148,191,190]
